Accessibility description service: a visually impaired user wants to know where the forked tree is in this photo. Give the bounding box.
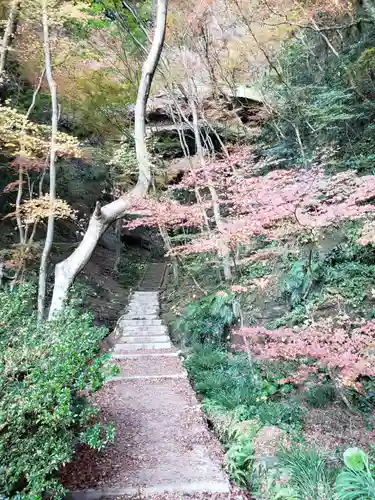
[47,0,169,318]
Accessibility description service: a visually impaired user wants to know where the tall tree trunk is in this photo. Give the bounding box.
[113,218,123,273]
[38,1,58,320]
[0,0,18,79]
[48,0,168,319]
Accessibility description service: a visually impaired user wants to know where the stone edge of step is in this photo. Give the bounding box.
[108,374,187,381]
[69,480,231,498]
[111,352,179,358]
[114,343,172,351]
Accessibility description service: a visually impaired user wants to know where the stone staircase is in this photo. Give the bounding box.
[138,262,166,291]
[68,265,230,499]
[111,290,181,368]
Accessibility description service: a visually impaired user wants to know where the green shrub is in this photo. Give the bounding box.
[256,401,306,430]
[175,291,239,346]
[184,345,229,377]
[263,446,375,499]
[185,347,306,429]
[335,447,375,499]
[303,383,336,408]
[0,284,116,498]
[226,435,255,488]
[263,446,337,499]
[281,259,318,308]
[261,18,375,172]
[240,261,272,280]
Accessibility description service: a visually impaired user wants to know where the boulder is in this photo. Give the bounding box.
[253,425,289,470]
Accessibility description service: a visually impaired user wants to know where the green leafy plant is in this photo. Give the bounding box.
[226,436,255,487]
[175,291,239,346]
[303,383,336,408]
[263,446,337,500]
[0,284,116,498]
[185,347,306,428]
[335,448,375,499]
[256,401,306,430]
[281,258,321,308]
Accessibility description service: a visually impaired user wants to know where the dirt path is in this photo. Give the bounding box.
[63,267,233,499]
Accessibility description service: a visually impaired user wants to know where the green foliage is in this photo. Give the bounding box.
[256,402,305,430]
[175,291,238,346]
[261,447,375,499]
[281,258,320,308]
[68,0,152,54]
[116,255,147,289]
[324,260,375,306]
[185,346,305,429]
[107,135,139,186]
[272,241,375,326]
[275,446,337,499]
[302,383,336,409]
[335,448,375,499]
[260,446,337,499]
[0,284,116,498]
[261,18,375,172]
[240,261,273,280]
[226,434,255,487]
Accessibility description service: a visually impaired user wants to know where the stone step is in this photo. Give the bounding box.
[112,352,179,359]
[70,481,230,498]
[109,374,187,381]
[124,314,160,320]
[113,347,176,356]
[112,356,184,377]
[114,342,172,351]
[131,298,159,302]
[119,319,163,326]
[118,335,170,343]
[129,302,159,307]
[129,299,159,304]
[120,327,168,335]
[65,376,229,497]
[128,305,159,310]
[130,298,159,303]
[127,309,160,315]
[127,305,159,310]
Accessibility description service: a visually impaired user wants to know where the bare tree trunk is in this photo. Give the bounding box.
[0,0,18,79]
[158,222,179,281]
[113,218,122,273]
[15,68,45,247]
[48,0,168,319]
[38,2,58,320]
[188,89,232,281]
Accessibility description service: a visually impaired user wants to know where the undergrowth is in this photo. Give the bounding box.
[270,241,375,328]
[173,291,240,346]
[0,284,117,498]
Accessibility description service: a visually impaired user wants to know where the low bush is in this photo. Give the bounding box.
[185,345,305,428]
[260,446,375,499]
[174,291,239,346]
[262,446,337,499]
[335,447,375,500]
[0,284,116,499]
[302,383,336,409]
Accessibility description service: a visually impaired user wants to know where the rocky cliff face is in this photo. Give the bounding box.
[140,86,266,181]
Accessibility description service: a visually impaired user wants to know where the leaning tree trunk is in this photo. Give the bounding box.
[47,0,168,319]
[38,1,58,320]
